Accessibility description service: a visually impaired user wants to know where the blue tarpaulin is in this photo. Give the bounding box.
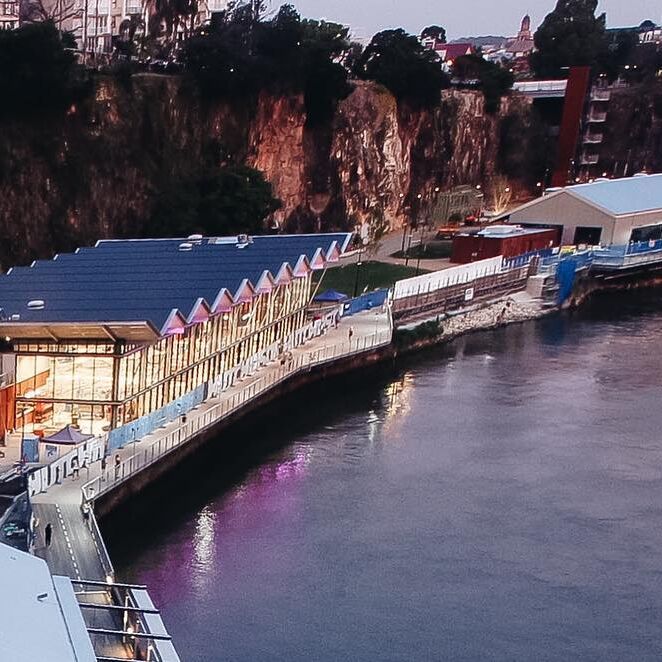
[314,289,348,302]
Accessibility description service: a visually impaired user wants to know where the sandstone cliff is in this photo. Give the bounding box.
[0,75,530,267]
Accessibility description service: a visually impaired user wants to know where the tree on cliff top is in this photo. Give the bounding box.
[183,4,351,124]
[421,25,446,44]
[353,29,450,108]
[147,164,281,238]
[0,22,87,117]
[451,54,513,114]
[530,0,607,78]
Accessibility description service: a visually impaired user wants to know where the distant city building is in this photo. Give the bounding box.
[505,15,534,58]
[0,0,19,30]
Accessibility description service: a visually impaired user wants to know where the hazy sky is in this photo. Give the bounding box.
[286,0,661,41]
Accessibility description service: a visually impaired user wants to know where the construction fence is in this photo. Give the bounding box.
[391,256,534,322]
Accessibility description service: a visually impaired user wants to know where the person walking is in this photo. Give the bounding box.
[114,453,121,481]
[100,454,107,482]
[348,326,354,343]
[45,522,53,548]
[71,456,79,481]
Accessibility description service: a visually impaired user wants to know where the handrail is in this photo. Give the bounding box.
[82,325,392,503]
[82,503,115,582]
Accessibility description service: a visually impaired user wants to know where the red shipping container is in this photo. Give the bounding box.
[450,227,559,264]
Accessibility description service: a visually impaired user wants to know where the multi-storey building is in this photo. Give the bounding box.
[0,0,19,30]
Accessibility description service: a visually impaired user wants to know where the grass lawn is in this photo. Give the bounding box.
[314,261,427,297]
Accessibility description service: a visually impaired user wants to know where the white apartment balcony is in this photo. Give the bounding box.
[125,0,142,14]
[583,131,604,144]
[581,152,600,165]
[87,0,111,14]
[205,0,228,11]
[587,111,607,123]
[590,89,611,102]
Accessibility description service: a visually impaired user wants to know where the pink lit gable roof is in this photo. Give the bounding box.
[437,43,473,61]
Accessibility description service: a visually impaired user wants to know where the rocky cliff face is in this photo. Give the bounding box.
[600,82,662,176]
[0,75,532,267]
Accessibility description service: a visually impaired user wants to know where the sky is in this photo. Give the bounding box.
[285,0,661,41]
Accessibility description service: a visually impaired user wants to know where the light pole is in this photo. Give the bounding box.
[415,224,425,276]
[404,227,414,267]
[352,238,368,298]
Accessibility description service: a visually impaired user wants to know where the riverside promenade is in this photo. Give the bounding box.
[31,309,392,584]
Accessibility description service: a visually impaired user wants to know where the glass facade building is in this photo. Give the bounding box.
[0,234,350,442]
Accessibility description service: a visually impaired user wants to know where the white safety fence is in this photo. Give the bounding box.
[81,322,392,503]
[392,256,504,300]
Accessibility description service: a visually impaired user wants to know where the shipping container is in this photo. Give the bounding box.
[450,226,560,264]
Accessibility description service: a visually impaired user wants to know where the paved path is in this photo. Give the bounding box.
[342,229,453,272]
[33,503,105,580]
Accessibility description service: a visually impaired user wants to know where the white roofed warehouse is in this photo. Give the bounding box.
[504,175,662,247]
[0,233,351,453]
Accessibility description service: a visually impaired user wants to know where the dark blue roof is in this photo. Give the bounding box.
[0,234,352,335]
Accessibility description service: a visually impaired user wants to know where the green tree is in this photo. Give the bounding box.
[183,4,351,123]
[451,54,513,114]
[421,25,446,43]
[598,28,639,81]
[0,21,87,117]
[353,29,450,108]
[147,165,281,237]
[530,0,607,78]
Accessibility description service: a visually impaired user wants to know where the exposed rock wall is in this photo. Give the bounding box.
[600,82,662,176]
[0,75,532,267]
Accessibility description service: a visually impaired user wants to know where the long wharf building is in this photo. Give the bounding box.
[0,233,351,452]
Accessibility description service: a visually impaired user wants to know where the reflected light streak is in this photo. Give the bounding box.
[381,373,415,435]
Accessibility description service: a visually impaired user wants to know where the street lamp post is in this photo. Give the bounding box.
[415,225,425,276]
[352,238,368,298]
[404,228,414,267]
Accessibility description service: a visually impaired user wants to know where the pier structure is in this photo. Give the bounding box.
[0,231,397,661]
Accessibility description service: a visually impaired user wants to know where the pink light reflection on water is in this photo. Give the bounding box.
[135,447,312,605]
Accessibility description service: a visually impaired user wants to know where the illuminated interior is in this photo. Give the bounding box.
[12,275,312,437]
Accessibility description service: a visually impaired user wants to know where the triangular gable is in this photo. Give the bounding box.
[212,288,234,313]
[325,241,341,263]
[255,270,276,294]
[293,255,312,278]
[274,262,294,285]
[234,278,257,303]
[186,298,211,325]
[161,309,187,336]
[309,247,327,271]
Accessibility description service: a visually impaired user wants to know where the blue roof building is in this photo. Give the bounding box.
[0,233,351,342]
[0,233,352,440]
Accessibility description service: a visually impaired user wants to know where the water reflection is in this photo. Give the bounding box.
[116,291,662,662]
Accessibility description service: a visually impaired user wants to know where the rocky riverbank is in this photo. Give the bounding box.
[394,291,554,354]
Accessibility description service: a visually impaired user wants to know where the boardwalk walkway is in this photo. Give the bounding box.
[30,310,391,579]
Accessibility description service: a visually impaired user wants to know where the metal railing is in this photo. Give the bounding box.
[83,504,115,582]
[82,326,392,503]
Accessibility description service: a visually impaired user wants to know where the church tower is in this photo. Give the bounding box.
[519,14,532,39]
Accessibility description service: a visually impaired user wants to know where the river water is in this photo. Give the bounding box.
[110,291,662,661]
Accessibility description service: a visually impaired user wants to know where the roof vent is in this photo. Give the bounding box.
[236,234,252,248]
[178,242,194,252]
[187,233,204,243]
[595,178,609,182]
[633,172,649,177]
[27,300,45,310]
